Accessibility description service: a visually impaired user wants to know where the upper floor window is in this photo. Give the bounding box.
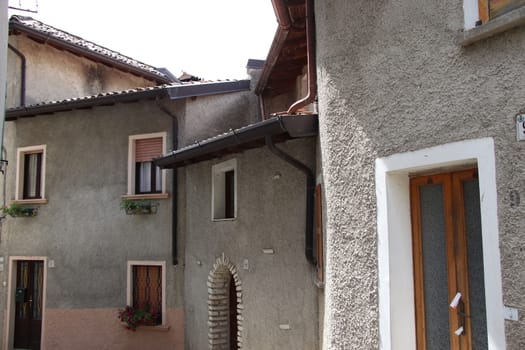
[127,133,166,196]
[465,0,525,29]
[212,159,237,220]
[16,145,46,201]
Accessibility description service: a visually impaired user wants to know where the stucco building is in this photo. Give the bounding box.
[1,14,321,350]
[309,0,525,349]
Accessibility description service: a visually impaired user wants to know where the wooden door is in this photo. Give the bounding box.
[410,169,488,350]
[14,260,44,350]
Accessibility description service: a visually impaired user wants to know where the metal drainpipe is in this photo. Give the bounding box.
[288,0,317,114]
[265,134,316,266]
[156,97,179,265]
[7,44,26,106]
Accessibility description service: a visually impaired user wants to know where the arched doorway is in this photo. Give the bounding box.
[207,254,242,350]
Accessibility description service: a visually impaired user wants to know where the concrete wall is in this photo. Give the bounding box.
[182,138,318,350]
[0,98,184,349]
[315,0,525,349]
[6,35,156,108]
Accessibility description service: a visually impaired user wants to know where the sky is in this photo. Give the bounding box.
[7,0,278,80]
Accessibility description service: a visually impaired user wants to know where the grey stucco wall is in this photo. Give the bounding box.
[182,138,318,350]
[6,35,157,108]
[316,1,525,349]
[179,89,260,148]
[0,98,183,311]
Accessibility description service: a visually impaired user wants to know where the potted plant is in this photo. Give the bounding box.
[118,305,160,331]
[2,203,38,217]
[120,199,158,215]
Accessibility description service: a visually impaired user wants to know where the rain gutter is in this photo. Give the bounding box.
[154,115,317,169]
[288,0,316,114]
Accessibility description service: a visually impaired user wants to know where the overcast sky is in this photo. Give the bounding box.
[8,0,277,80]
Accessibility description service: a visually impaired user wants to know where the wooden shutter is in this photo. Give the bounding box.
[135,137,163,162]
[133,265,162,315]
[479,0,525,23]
[315,184,324,283]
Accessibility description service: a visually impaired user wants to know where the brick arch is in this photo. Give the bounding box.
[207,253,243,349]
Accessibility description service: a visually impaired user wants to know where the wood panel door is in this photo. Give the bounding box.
[410,170,488,350]
[14,260,44,350]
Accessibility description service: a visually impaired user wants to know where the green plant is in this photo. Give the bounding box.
[118,305,158,331]
[2,203,37,217]
[120,199,158,215]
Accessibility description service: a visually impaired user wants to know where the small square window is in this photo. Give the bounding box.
[128,133,166,196]
[127,261,166,326]
[212,159,237,220]
[16,145,46,201]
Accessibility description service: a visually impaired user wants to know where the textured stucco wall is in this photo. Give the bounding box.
[316,0,525,349]
[179,90,260,148]
[6,35,156,108]
[0,98,184,348]
[182,139,318,350]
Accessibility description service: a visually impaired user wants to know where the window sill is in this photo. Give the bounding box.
[120,322,171,332]
[460,6,525,46]
[121,193,169,200]
[212,217,237,222]
[139,324,170,332]
[12,198,48,205]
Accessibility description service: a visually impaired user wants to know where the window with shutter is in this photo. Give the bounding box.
[127,261,166,326]
[478,0,525,23]
[127,133,167,197]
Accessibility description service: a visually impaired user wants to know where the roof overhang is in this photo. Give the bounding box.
[6,80,251,120]
[154,114,318,169]
[256,0,307,97]
[9,17,172,84]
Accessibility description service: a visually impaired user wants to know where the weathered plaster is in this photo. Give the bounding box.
[182,138,318,350]
[0,98,185,346]
[6,35,157,108]
[316,0,525,348]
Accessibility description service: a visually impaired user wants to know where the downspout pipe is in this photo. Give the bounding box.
[7,44,26,106]
[156,97,179,266]
[265,135,316,266]
[288,0,317,114]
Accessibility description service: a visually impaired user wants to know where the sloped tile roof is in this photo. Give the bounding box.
[6,79,251,120]
[9,15,173,84]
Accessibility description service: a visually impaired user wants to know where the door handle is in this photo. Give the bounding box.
[450,292,469,336]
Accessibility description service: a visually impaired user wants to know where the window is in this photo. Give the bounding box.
[15,145,46,202]
[464,0,525,29]
[478,0,525,24]
[127,133,167,197]
[127,261,166,326]
[212,159,237,220]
